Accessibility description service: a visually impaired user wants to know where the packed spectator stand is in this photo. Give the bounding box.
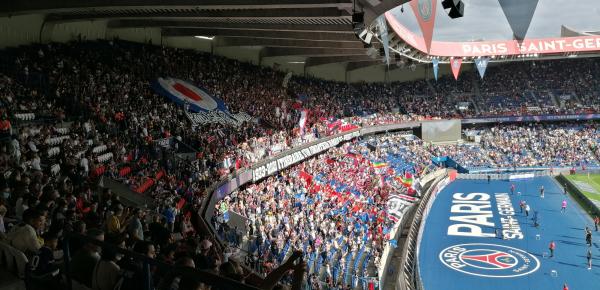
[212,134,429,289]
[0,39,600,290]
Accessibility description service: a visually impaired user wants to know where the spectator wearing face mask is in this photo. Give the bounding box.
[92,236,126,290]
[119,241,157,290]
[70,228,105,288]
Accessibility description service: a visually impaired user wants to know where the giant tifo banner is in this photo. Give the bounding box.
[385,11,600,57]
[153,77,252,127]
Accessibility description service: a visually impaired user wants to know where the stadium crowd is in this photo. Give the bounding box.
[0,39,600,290]
[213,134,430,289]
[433,123,600,169]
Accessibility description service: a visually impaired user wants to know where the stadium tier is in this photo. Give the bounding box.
[1,3,600,290]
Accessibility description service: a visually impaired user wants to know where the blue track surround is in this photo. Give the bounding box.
[418,177,599,290]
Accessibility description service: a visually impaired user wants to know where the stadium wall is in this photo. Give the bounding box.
[378,168,449,289]
[0,14,44,48]
[402,169,453,290]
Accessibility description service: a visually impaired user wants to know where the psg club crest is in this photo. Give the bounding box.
[418,0,433,21]
[439,243,540,278]
[153,77,227,113]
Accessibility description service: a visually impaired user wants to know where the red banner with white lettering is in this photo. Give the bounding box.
[450,57,462,80]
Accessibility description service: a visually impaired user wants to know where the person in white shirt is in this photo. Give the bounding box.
[80,155,90,175]
[31,153,41,171]
[0,204,7,238]
[9,135,20,163]
[6,209,44,256]
[27,138,38,153]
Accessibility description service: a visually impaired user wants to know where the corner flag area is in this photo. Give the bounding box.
[418,177,599,290]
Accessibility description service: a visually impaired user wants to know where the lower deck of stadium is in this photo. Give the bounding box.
[418,176,599,290]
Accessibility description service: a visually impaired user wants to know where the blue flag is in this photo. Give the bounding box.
[223,211,230,222]
[432,58,439,81]
[474,57,490,79]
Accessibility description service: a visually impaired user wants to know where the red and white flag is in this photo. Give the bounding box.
[450,57,462,80]
[298,109,308,135]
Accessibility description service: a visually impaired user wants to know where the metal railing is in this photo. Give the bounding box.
[398,170,449,290]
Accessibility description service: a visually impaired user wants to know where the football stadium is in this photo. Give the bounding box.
[1,1,600,290]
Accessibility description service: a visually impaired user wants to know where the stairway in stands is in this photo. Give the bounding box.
[470,78,482,114]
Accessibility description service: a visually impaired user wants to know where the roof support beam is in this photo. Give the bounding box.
[0,1,353,16]
[259,47,366,59]
[215,36,364,49]
[162,28,356,41]
[346,60,384,71]
[108,20,352,32]
[108,19,352,32]
[45,7,349,22]
[305,55,374,67]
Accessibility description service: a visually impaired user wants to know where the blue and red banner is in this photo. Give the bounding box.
[153,77,228,113]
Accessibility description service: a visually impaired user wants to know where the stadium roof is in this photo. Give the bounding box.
[6,1,597,71]
[389,0,600,41]
[0,0,413,72]
[377,0,600,63]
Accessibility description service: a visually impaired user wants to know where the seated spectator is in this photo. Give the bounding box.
[194,238,220,271]
[149,215,171,249]
[92,237,126,290]
[26,231,62,290]
[6,208,44,257]
[156,256,196,290]
[0,203,7,238]
[119,241,157,290]
[70,228,105,288]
